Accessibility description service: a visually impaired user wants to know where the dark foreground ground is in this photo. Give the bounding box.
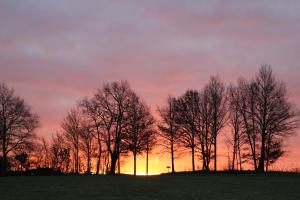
[1,173,300,200]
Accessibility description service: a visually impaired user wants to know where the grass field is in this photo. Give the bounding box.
[1,173,300,200]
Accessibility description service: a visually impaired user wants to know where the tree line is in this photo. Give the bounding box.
[0,65,299,176]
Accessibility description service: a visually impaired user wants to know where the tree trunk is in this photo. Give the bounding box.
[87,148,91,174]
[2,152,7,176]
[118,155,121,174]
[258,133,266,173]
[96,134,101,175]
[171,139,175,173]
[192,145,195,172]
[133,151,137,176]
[146,142,149,176]
[238,146,242,171]
[232,129,238,171]
[2,121,7,176]
[109,153,117,175]
[214,136,217,172]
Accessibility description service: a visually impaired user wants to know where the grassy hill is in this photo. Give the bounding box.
[1,173,300,200]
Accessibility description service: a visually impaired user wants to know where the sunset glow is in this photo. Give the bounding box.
[1,1,300,174]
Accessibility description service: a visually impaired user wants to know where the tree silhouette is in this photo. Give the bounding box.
[79,98,103,174]
[123,92,156,175]
[205,76,227,172]
[197,90,214,171]
[158,96,180,173]
[50,133,70,173]
[255,65,298,172]
[15,153,29,171]
[227,84,244,170]
[79,122,94,174]
[94,81,133,175]
[175,90,200,172]
[61,109,81,174]
[0,83,39,175]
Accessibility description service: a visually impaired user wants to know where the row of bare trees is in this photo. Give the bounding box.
[226,66,298,172]
[158,76,227,173]
[1,65,299,175]
[158,65,299,173]
[57,81,157,175]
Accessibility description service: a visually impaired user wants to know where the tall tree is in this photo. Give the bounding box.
[236,79,260,170]
[79,122,94,174]
[197,89,214,171]
[158,96,180,173]
[50,133,70,173]
[0,83,39,175]
[61,109,81,174]
[233,66,299,172]
[144,129,156,175]
[255,65,299,172]
[227,85,244,170]
[79,98,103,174]
[15,152,29,171]
[95,81,132,175]
[31,136,49,169]
[124,93,156,175]
[175,90,200,172]
[205,76,227,172]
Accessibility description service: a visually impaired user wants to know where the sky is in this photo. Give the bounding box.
[0,0,300,174]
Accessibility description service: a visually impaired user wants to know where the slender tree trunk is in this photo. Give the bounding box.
[171,138,175,173]
[96,133,101,175]
[232,126,238,170]
[118,155,121,174]
[214,135,217,172]
[77,147,79,173]
[87,147,91,174]
[238,146,242,171]
[2,121,7,175]
[232,139,236,170]
[73,151,76,173]
[192,146,195,172]
[133,151,137,176]
[2,152,7,176]
[201,142,206,171]
[146,141,149,176]
[251,108,258,171]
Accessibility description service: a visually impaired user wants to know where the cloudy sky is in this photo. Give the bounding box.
[1,0,300,172]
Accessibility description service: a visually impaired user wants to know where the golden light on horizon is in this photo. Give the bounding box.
[121,154,166,175]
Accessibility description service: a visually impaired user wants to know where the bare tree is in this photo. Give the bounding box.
[123,93,156,175]
[15,152,29,171]
[232,65,299,172]
[254,65,299,172]
[50,133,70,173]
[61,109,81,174]
[79,122,94,174]
[144,129,156,175]
[175,90,200,172]
[40,137,50,168]
[95,81,132,175]
[79,98,103,174]
[0,83,39,175]
[235,79,260,170]
[32,136,50,169]
[157,96,180,173]
[205,76,227,172]
[197,89,214,171]
[227,85,244,170]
